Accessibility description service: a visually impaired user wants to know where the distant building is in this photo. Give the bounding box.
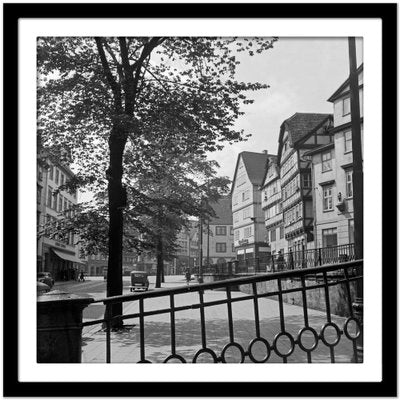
[277,113,333,253]
[201,196,235,265]
[231,151,269,260]
[260,155,288,255]
[305,65,363,249]
[86,252,137,276]
[37,155,85,280]
[174,220,199,273]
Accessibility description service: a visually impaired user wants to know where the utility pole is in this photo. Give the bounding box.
[198,217,203,283]
[348,36,363,362]
[206,218,210,267]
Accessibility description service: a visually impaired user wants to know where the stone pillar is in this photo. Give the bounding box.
[37,290,94,363]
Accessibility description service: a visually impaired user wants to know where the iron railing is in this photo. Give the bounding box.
[82,260,362,363]
[198,243,355,275]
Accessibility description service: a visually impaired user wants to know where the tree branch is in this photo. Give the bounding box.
[95,37,122,112]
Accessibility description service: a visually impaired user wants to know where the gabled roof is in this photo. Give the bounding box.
[260,154,278,188]
[327,63,363,102]
[277,113,332,162]
[231,151,269,194]
[208,196,232,225]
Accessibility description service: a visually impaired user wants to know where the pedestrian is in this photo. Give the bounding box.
[277,251,285,271]
[79,270,85,282]
[185,269,191,285]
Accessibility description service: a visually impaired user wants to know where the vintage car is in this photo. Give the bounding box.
[129,271,150,292]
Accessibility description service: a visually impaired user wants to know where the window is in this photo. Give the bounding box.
[58,195,63,212]
[348,220,355,244]
[61,173,65,186]
[232,244,235,252]
[345,170,353,198]
[342,97,351,116]
[244,226,252,238]
[322,151,332,172]
[243,207,250,219]
[322,228,338,247]
[233,195,238,205]
[216,226,227,236]
[37,185,42,204]
[49,165,54,181]
[216,243,227,253]
[55,168,59,185]
[270,229,276,242]
[52,192,58,210]
[47,187,53,207]
[302,173,312,188]
[234,230,239,240]
[323,185,333,211]
[344,130,352,153]
[233,212,239,223]
[230,226,234,235]
[280,226,284,239]
[242,190,250,201]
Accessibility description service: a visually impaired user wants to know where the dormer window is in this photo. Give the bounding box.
[342,96,351,116]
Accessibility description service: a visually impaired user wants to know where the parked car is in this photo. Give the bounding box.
[37,272,54,288]
[129,271,149,292]
[37,281,50,296]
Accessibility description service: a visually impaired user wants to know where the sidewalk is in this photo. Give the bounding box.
[81,287,356,363]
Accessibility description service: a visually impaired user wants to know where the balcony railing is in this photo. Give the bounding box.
[81,260,362,363]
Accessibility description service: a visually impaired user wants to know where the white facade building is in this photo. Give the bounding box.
[231,151,269,260]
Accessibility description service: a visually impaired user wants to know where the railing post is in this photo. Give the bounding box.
[302,244,306,268]
[352,296,363,362]
[318,247,322,266]
[271,255,275,272]
[37,290,94,363]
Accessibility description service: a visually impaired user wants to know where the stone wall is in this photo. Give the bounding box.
[239,275,357,317]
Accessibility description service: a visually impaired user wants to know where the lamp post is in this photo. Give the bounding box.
[348,36,363,362]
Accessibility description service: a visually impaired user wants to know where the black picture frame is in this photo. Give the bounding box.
[3,2,397,397]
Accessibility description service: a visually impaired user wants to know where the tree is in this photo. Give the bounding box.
[37,36,277,325]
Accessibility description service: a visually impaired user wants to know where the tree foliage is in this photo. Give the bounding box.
[37,36,277,310]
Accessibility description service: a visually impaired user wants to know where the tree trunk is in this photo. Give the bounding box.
[155,235,163,288]
[106,124,127,328]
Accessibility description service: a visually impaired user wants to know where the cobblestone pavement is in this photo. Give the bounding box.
[80,277,356,364]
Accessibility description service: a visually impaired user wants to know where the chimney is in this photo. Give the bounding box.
[263,150,268,155]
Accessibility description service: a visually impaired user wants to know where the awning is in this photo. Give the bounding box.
[52,248,84,264]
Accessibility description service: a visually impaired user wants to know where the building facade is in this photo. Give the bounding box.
[277,113,333,253]
[37,156,84,280]
[201,196,235,265]
[231,151,269,260]
[305,65,363,249]
[174,220,199,273]
[261,155,288,255]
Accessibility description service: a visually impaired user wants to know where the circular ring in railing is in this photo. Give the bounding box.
[248,337,271,363]
[221,342,245,363]
[343,317,362,340]
[320,322,341,347]
[297,327,319,352]
[273,331,295,358]
[163,354,186,363]
[192,348,218,363]
[137,359,152,363]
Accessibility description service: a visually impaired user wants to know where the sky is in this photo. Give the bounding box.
[208,37,363,181]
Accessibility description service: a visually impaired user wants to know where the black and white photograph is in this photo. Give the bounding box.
[36,35,364,365]
[3,2,396,397]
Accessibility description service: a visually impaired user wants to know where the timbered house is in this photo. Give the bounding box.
[260,154,288,255]
[277,113,333,252]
